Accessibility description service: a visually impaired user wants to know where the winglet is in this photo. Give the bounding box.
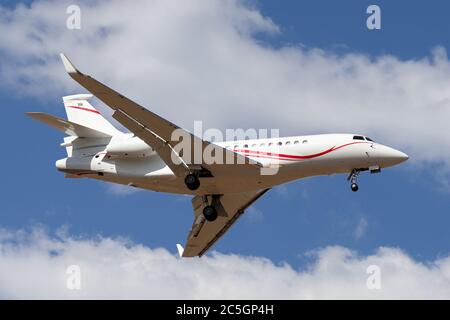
[60,53,79,74]
[176,244,184,257]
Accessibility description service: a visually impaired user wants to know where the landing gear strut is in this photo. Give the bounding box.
[184,173,200,191]
[347,169,360,192]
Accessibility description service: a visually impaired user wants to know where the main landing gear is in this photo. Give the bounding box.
[347,169,360,192]
[184,168,213,191]
[184,173,200,191]
[203,205,218,222]
[202,195,218,222]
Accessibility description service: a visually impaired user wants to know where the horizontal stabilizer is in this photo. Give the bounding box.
[26,112,111,138]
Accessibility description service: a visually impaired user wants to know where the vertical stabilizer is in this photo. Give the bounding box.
[63,94,121,137]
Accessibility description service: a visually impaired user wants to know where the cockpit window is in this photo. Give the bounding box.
[353,135,365,140]
[365,137,374,142]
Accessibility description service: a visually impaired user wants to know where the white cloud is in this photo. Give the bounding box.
[0,228,449,299]
[244,206,264,223]
[354,216,369,240]
[1,0,450,168]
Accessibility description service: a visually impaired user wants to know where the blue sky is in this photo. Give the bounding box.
[1,0,449,274]
[259,0,450,60]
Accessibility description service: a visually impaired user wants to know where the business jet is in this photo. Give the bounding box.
[26,54,408,257]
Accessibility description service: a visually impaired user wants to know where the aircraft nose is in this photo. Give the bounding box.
[396,150,409,163]
[390,149,409,165]
[376,145,409,167]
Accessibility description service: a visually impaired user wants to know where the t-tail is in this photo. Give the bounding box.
[62,94,121,137]
[26,94,123,158]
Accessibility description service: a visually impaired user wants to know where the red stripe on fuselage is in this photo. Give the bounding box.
[234,141,369,161]
[66,106,101,115]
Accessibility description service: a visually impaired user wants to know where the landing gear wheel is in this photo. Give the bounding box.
[347,169,361,193]
[184,174,200,191]
[203,205,218,222]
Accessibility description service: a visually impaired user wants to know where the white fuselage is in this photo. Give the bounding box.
[56,133,408,195]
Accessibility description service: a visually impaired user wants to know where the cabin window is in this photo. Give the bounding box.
[234,145,239,149]
[294,141,299,144]
[353,135,365,141]
[252,144,257,148]
[285,141,291,145]
[268,142,273,146]
[260,143,265,147]
[277,141,283,146]
[302,140,308,144]
[243,144,248,148]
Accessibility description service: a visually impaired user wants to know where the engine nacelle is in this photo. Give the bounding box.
[106,134,154,158]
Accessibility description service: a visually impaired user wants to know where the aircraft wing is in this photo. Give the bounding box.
[182,189,269,257]
[59,54,261,178]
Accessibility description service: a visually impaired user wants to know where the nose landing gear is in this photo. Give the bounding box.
[351,183,359,192]
[347,169,360,192]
